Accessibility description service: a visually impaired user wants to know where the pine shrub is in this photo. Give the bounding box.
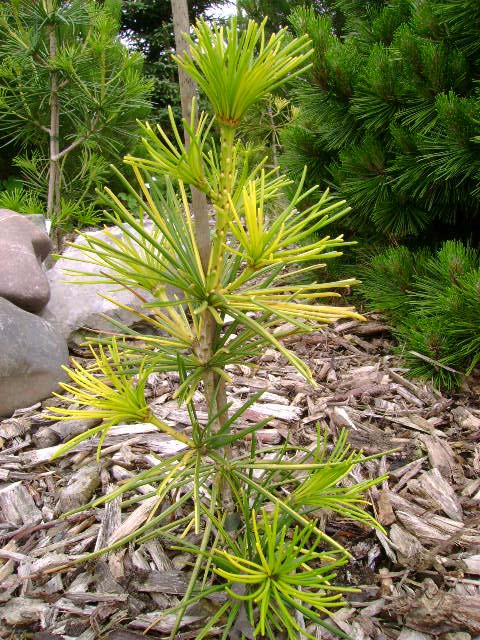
[282,2,480,390]
[284,1,480,242]
[360,241,480,389]
[358,246,426,319]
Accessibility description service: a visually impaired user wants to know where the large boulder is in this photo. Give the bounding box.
[0,298,69,417]
[44,226,154,345]
[0,209,52,313]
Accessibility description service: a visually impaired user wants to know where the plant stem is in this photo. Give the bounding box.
[171,0,231,508]
[169,486,216,640]
[208,125,236,290]
[201,124,236,443]
[206,124,237,509]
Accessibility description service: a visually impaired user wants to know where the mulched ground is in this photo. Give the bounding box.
[1,316,479,640]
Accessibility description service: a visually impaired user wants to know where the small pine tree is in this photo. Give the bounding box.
[0,0,152,227]
[284,1,480,242]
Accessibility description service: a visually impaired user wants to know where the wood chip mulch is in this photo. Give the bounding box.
[0,316,479,640]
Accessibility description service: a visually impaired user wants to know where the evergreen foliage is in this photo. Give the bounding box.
[0,187,43,215]
[360,241,480,389]
[284,1,480,241]
[238,0,345,34]
[0,0,152,227]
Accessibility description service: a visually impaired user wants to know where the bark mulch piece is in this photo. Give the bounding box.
[1,317,479,639]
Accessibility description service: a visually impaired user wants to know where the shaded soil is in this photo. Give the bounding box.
[1,317,479,639]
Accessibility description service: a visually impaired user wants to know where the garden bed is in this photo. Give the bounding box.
[1,317,479,639]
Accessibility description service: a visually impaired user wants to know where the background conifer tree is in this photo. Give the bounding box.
[120,0,215,119]
[0,0,152,228]
[283,0,480,242]
[238,0,344,34]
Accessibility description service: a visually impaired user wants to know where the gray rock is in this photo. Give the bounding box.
[0,209,52,313]
[23,214,48,234]
[0,297,69,417]
[44,225,155,345]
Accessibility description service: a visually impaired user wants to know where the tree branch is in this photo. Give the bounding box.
[53,113,100,161]
[34,120,51,135]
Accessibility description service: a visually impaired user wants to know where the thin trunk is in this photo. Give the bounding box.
[171,0,217,409]
[171,0,210,272]
[171,0,232,507]
[47,24,61,244]
[268,104,278,168]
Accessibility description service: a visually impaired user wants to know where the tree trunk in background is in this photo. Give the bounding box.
[170,0,210,272]
[268,103,279,168]
[47,23,61,226]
